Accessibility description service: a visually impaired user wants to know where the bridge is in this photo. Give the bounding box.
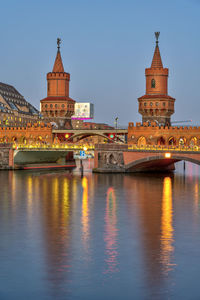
[94,144,200,172]
[0,143,94,170]
[2,141,200,171]
[53,129,128,143]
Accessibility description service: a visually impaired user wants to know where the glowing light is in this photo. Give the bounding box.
[65,134,69,139]
[165,152,171,158]
[27,176,33,222]
[81,177,90,251]
[109,134,114,139]
[83,146,88,151]
[161,177,175,273]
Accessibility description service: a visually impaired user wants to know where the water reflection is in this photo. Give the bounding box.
[27,176,33,221]
[82,176,90,251]
[0,162,200,299]
[40,174,73,299]
[104,187,118,274]
[161,177,174,273]
[124,173,175,296]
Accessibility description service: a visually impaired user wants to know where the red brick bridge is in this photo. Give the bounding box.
[94,144,200,172]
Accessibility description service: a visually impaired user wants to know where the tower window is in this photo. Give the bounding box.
[144,102,147,107]
[151,79,156,88]
[150,102,153,107]
[163,102,166,107]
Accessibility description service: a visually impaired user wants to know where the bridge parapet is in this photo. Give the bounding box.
[128,122,200,147]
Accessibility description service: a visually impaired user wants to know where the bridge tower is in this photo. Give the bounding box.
[138,32,175,126]
[40,38,75,128]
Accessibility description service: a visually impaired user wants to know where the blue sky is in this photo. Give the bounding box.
[1,0,200,126]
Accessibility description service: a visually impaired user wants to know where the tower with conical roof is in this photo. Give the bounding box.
[138,32,175,126]
[40,38,75,128]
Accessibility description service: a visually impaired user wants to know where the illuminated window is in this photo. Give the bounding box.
[150,102,153,106]
[151,79,156,88]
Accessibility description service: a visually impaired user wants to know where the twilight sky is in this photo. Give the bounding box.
[0,0,200,126]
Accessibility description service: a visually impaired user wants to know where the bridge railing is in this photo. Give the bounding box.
[128,144,200,152]
[11,143,95,150]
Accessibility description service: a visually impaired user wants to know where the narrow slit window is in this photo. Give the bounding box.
[151,79,156,88]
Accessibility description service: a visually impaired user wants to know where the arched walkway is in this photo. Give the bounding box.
[168,137,176,146]
[137,136,147,147]
[190,137,198,146]
[157,136,165,145]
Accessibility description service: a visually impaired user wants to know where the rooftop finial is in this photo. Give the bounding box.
[155,32,160,45]
[57,38,61,51]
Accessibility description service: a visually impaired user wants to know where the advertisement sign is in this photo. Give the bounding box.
[72,103,94,120]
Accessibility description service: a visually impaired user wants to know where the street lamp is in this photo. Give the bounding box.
[115,117,118,129]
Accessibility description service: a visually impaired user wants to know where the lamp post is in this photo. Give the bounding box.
[115,117,118,129]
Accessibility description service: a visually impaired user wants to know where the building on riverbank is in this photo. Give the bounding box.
[0,82,41,127]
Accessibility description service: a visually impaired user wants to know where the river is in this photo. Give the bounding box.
[0,160,200,299]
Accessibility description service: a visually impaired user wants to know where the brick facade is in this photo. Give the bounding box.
[0,123,52,144]
[138,33,175,126]
[40,40,75,129]
[128,122,200,147]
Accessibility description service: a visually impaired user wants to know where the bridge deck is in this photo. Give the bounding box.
[53,129,128,134]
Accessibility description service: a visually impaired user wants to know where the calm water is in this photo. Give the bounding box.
[0,160,200,300]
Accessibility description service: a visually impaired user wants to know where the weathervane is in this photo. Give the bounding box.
[155,32,160,45]
[57,38,61,50]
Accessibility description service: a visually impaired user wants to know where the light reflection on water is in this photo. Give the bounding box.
[0,161,200,299]
[161,177,175,273]
[104,187,118,274]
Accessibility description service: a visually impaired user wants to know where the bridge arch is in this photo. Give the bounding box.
[125,154,200,172]
[157,136,165,145]
[179,137,186,146]
[65,132,117,143]
[168,136,176,146]
[137,136,147,147]
[189,137,198,146]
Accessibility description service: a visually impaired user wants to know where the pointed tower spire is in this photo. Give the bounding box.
[52,38,64,72]
[151,32,163,68]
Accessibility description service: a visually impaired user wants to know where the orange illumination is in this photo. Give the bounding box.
[161,177,174,273]
[82,177,90,249]
[165,153,171,158]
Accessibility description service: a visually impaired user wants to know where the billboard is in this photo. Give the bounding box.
[72,102,94,120]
